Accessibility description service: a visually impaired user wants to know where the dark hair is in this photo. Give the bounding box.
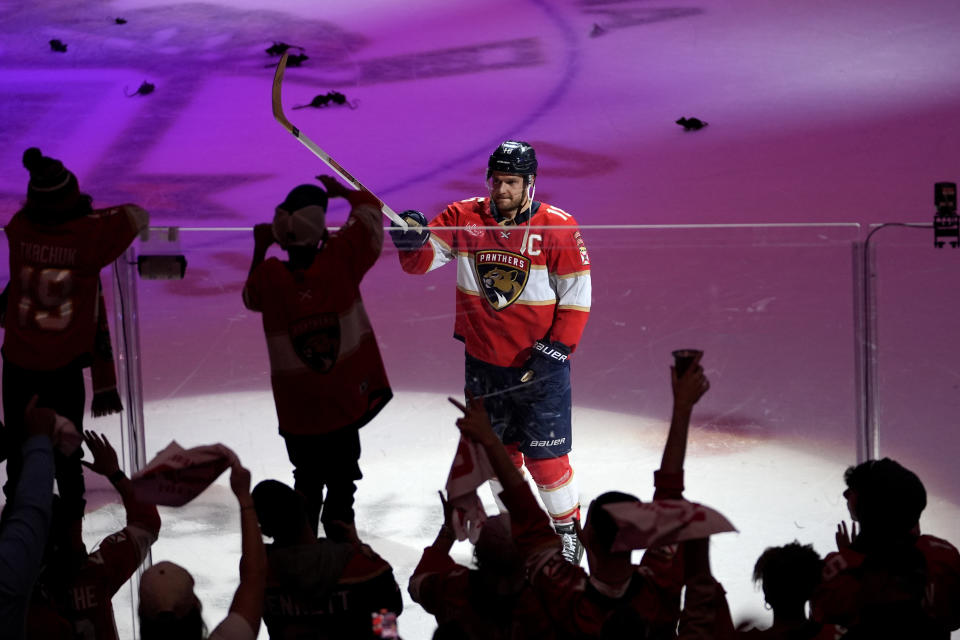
[472,514,522,575]
[844,458,926,535]
[587,491,641,552]
[752,541,823,609]
[252,479,309,541]
[139,608,206,640]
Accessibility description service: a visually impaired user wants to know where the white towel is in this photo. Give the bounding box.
[131,441,237,506]
[604,499,737,551]
[444,435,494,543]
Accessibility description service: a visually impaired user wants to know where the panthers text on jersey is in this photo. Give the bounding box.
[399,197,591,367]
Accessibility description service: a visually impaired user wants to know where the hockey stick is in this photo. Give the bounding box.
[272,52,407,228]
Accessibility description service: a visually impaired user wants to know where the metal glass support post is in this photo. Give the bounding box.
[111,246,148,640]
[854,232,881,462]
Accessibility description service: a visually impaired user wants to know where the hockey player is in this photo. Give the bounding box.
[243,175,392,539]
[449,356,717,640]
[390,140,591,563]
[2,147,148,522]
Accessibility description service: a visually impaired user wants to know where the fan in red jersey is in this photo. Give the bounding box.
[243,175,392,541]
[2,147,148,522]
[391,141,591,564]
[811,458,960,638]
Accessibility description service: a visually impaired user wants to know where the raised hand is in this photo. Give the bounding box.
[438,490,454,529]
[253,223,275,250]
[315,174,350,198]
[230,463,252,501]
[389,210,429,249]
[81,431,121,477]
[671,352,709,409]
[836,519,857,551]
[317,174,380,209]
[449,391,497,446]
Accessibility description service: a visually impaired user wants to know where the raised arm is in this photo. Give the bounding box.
[83,431,161,534]
[316,174,385,275]
[227,462,267,634]
[656,353,709,498]
[449,394,524,492]
[0,397,55,628]
[242,223,275,311]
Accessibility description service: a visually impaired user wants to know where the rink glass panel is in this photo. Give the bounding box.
[124,223,865,634]
[11,223,960,637]
[867,224,960,518]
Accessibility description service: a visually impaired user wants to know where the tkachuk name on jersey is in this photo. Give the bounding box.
[19,242,78,265]
[529,438,566,447]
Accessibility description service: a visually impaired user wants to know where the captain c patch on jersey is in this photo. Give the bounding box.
[289,312,340,373]
[473,250,530,311]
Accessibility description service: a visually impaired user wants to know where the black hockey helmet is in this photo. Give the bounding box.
[487,140,537,178]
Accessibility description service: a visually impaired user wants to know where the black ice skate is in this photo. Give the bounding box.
[555,521,584,565]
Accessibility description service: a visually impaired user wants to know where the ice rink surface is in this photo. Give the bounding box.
[2,0,959,638]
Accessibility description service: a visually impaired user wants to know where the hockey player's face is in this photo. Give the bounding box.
[488,172,527,216]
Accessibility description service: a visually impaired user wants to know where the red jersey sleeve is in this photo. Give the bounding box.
[407,545,470,618]
[541,213,591,352]
[331,203,383,280]
[500,482,606,635]
[242,257,280,312]
[88,523,159,597]
[88,204,147,267]
[398,203,462,275]
[810,549,864,626]
[917,534,960,631]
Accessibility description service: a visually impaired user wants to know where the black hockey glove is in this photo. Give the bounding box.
[520,340,571,383]
[389,210,430,250]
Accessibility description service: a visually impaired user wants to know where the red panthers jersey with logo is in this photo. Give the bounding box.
[244,204,392,435]
[399,197,591,367]
[3,205,145,370]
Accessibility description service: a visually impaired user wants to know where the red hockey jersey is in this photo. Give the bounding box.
[399,198,591,367]
[811,533,960,636]
[408,544,558,640]
[262,539,402,640]
[52,494,160,640]
[500,478,686,639]
[3,205,145,370]
[244,204,392,435]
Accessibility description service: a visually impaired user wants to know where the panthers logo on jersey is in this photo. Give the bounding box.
[473,250,530,311]
[289,312,340,373]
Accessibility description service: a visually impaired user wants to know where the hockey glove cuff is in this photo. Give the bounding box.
[520,340,571,383]
[389,209,430,250]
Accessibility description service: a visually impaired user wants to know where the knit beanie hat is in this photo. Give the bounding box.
[272,184,328,248]
[22,147,81,212]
